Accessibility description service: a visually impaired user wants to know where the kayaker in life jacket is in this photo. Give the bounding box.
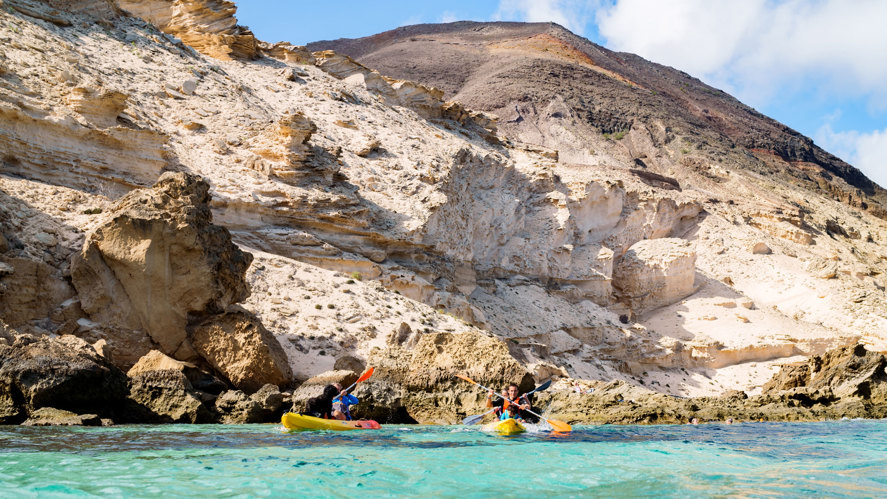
[487,383,529,416]
[486,383,540,423]
[331,383,359,421]
[499,405,522,421]
[304,384,339,419]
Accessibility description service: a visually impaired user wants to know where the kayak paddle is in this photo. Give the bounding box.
[463,408,497,425]
[342,367,374,394]
[462,379,553,425]
[522,379,552,399]
[456,374,572,433]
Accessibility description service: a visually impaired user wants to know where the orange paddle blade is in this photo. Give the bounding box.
[455,374,477,385]
[547,419,572,433]
[357,367,374,383]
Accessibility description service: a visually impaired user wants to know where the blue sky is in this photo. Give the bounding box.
[237,0,887,188]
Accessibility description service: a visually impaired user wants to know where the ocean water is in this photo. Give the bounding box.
[1,421,886,497]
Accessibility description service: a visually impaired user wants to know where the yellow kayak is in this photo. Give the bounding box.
[482,418,526,435]
[281,413,381,431]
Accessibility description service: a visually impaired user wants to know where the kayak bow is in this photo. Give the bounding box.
[281,413,381,431]
[483,418,526,435]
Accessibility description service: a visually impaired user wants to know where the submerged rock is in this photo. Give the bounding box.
[22,407,101,427]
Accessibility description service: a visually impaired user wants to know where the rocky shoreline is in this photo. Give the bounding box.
[1,1,886,428]
[1,174,885,427]
[3,319,884,426]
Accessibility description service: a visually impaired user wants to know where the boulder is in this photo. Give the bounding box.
[189,310,294,393]
[333,355,366,373]
[751,242,772,255]
[213,390,263,423]
[353,330,533,424]
[22,407,101,427]
[213,384,284,423]
[0,335,128,424]
[613,238,696,312]
[126,369,212,424]
[290,370,358,412]
[251,383,284,414]
[805,257,839,279]
[128,350,227,394]
[71,172,253,357]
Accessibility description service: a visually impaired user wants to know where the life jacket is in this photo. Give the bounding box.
[502,395,526,418]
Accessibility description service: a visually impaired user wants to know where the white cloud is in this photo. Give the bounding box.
[493,0,601,34]
[594,0,887,109]
[816,124,887,189]
[493,0,887,185]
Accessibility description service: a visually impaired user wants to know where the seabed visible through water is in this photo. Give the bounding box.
[1,420,886,497]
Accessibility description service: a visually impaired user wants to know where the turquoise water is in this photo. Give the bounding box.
[1,421,886,497]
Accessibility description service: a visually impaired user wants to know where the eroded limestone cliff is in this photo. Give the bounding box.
[0,0,886,424]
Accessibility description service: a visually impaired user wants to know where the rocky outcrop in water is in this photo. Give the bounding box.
[531,344,887,424]
[353,330,534,424]
[22,407,103,426]
[0,335,128,424]
[69,172,293,392]
[212,385,285,423]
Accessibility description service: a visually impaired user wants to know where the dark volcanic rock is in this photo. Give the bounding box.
[0,335,128,424]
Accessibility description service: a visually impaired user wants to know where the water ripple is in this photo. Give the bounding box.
[0,420,885,497]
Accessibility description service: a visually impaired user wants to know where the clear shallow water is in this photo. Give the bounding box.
[1,421,886,498]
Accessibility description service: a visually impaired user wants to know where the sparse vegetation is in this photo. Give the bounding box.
[314,304,322,310]
[603,130,627,141]
[349,271,362,281]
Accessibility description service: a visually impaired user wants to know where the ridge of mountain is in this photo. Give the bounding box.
[308,21,887,218]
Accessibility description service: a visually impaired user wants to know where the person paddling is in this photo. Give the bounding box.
[331,383,359,421]
[499,404,523,422]
[486,383,538,422]
[304,384,339,419]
